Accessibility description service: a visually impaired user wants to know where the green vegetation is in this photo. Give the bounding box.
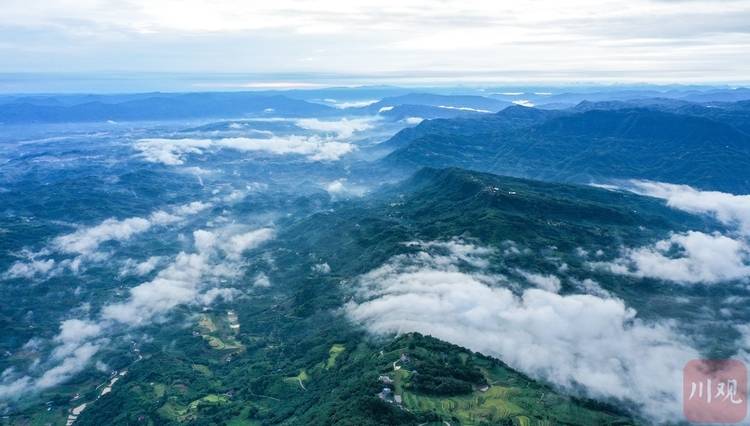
[153,383,167,398]
[188,394,229,410]
[388,334,631,425]
[22,167,706,425]
[197,313,245,351]
[383,106,750,193]
[198,315,217,333]
[327,344,346,369]
[283,370,310,390]
[9,92,746,426]
[192,364,213,377]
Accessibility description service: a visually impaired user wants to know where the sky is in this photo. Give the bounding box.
[1,0,750,85]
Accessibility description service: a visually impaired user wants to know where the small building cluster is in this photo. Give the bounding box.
[377,353,413,406]
[378,375,394,385]
[377,384,404,406]
[65,403,87,426]
[227,310,240,331]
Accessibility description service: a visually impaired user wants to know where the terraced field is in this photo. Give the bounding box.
[197,313,245,351]
[381,334,632,426]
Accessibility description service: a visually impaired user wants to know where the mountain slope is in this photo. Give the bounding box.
[377,106,561,151]
[382,106,750,192]
[62,167,725,425]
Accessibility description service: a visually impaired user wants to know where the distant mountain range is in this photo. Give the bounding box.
[0,93,340,123]
[4,86,749,124]
[573,98,750,135]
[4,84,749,424]
[361,93,512,113]
[496,87,750,109]
[380,102,750,192]
[0,91,514,124]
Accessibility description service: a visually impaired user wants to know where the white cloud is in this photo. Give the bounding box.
[198,287,240,305]
[326,179,346,194]
[54,319,103,348]
[103,251,217,325]
[511,99,535,107]
[54,201,210,256]
[737,324,750,352]
[173,201,212,216]
[3,1,750,82]
[0,320,104,399]
[405,239,495,269]
[223,189,246,203]
[223,228,275,259]
[135,138,212,165]
[325,178,366,198]
[312,263,331,274]
[120,256,162,277]
[345,239,712,421]
[3,201,211,281]
[593,181,750,285]
[324,99,379,109]
[34,342,101,390]
[403,117,424,125]
[378,106,394,113]
[253,272,271,287]
[216,136,355,161]
[628,181,750,236]
[4,259,55,279]
[437,105,492,113]
[135,135,356,164]
[193,229,218,253]
[54,217,152,255]
[516,269,562,292]
[593,231,750,284]
[572,277,611,298]
[103,226,274,326]
[1,225,274,400]
[294,117,375,139]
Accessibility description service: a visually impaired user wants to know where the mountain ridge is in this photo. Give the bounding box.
[381,104,750,192]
